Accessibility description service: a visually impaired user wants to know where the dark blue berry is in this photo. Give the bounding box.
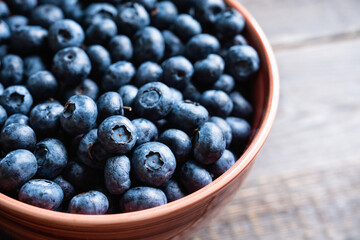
[158,129,192,164]
[34,138,68,180]
[64,78,99,101]
[131,118,158,146]
[194,0,225,24]
[170,87,183,102]
[58,0,83,22]
[116,2,150,37]
[10,25,48,55]
[134,61,162,87]
[0,85,33,114]
[226,116,251,146]
[97,91,124,122]
[27,71,58,101]
[83,3,117,28]
[133,26,165,64]
[213,74,235,93]
[6,0,37,16]
[209,116,232,148]
[86,19,117,45]
[68,190,109,214]
[1,123,36,152]
[108,35,133,62]
[150,1,178,30]
[0,54,24,87]
[215,10,245,38]
[118,84,138,107]
[4,113,29,127]
[133,82,174,121]
[30,4,64,29]
[19,179,64,210]
[104,155,131,195]
[169,100,209,133]
[185,34,220,61]
[200,90,233,118]
[0,105,7,127]
[226,45,260,82]
[230,91,253,119]
[60,94,98,135]
[5,15,28,32]
[29,102,64,136]
[53,175,75,201]
[23,55,46,79]
[162,179,186,202]
[173,14,202,42]
[48,19,84,52]
[161,30,184,59]
[0,20,11,44]
[86,45,111,79]
[102,61,135,91]
[0,149,37,192]
[63,160,97,190]
[0,2,9,18]
[193,54,224,88]
[182,82,202,102]
[180,161,212,193]
[207,150,235,178]
[133,0,157,11]
[52,47,91,86]
[98,115,137,154]
[77,129,110,169]
[120,186,167,212]
[161,56,193,90]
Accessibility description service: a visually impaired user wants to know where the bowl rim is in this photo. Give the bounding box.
[0,0,280,228]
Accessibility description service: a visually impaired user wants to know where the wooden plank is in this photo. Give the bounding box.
[239,0,360,47]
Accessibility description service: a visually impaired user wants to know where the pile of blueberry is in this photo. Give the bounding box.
[0,0,259,214]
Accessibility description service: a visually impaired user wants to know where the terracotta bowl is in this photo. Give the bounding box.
[0,1,279,239]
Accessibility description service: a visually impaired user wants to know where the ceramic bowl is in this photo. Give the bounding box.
[0,1,279,239]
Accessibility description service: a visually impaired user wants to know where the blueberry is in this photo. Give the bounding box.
[226,116,251,146]
[158,129,192,164]
[62,160,96,190]
[48,19,85,52]
[0,149,37,192]
[209,116,232,148]
[5,15,28,32]
[133,0,157,11]
[83,3,117,28]
[161,56,193,90]
[6,0,37,16]
[23,55,46,79]
[98,115,137,154]
[193,122,226,165]
[231,34,248,46]
[0,45,7,59]
[194,0,225,24]
[132,142,176,187]
[230,91,253,119]
[161,30,184,59]
[0,82,4,95]
[0,85,33,115]
[60,95,98,135]
[10,25,48,55]
[0,105,7,127]
[169,100,209,133]
[0,54,24,87]
[226,45,260,82]
[131,118,158,146]
[108,35,133,62]
[118,84,138,107]
[0,2,9,18]
[57,0,83,22]
[86,19,118,45]
[134,61,162,87]
[53,175,75,201]
[150,1,178,30]
[182,82,202,102]
[64,78,99,101]
[116,2,150,37]
[120,186,167,212]
[133,82,174,121]
[207,150,235,178]
[29,102,64,136]
[213,74,235,93]
[162,179,186,202]
[133,26,165,64]
[34,139,68,180]
[185,34,220,61]
[173,14,202,42]
[1,123,36,152]
[180,161,212,193]
[102,61,135,91]
[86,45,111,79]
[170,87,183,102]
[215,10,245,38]
[27,71,58,101]
[77,129,110,169]
[193,54,224,88]
[30,4,64,29]
[104,155,131,195]
[4,113,29,127]
[97,91,124,122]
[68,190,109,214]
[0,20,11,44]
[52,47,91,86]
[19,179,64,210]
[200,90,233,118]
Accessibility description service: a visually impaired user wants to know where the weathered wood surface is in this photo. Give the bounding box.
[192,0,360,239]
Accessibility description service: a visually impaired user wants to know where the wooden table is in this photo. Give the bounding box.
[191,0,360,239]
